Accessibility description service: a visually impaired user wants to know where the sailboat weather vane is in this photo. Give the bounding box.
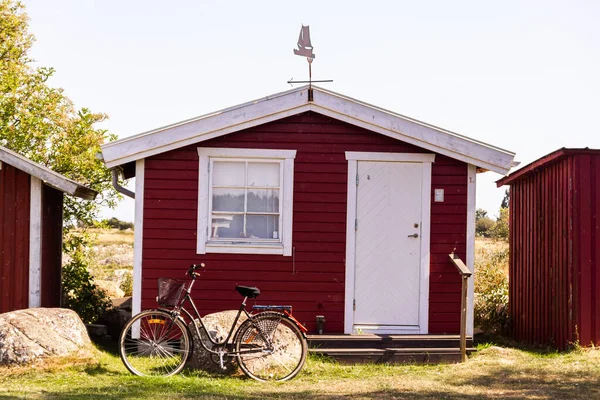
[288,25,332,88]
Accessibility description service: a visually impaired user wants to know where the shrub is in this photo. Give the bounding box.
[490,208,509,241]
[62,230,113,324]
[120,271,133,297]
[474,244,510,334]
[103,217,134,231]
[476,217,495,237]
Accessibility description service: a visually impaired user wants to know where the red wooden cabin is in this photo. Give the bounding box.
[101,86,515,337]
[497,148,600,349]
[0,146,97,313]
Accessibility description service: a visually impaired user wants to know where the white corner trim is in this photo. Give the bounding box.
[419,162,432,334]
[196,147,296,256]
[343,152,432,334]
[132,159,145,318]
[466,164,477,336]
[344,159,358,334]
[345,152,435,163]
[28,177,42,308]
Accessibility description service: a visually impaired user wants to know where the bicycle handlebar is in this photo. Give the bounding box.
[188,263,206,278]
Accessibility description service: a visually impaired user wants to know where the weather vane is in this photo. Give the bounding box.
[288,25,332,88]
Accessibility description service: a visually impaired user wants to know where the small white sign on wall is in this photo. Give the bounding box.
[434,188,444,202]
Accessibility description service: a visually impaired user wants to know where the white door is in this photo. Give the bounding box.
[354,161,425,331]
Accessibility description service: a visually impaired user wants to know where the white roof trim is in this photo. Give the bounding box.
[101,86,515,174]
[0,146,98,200]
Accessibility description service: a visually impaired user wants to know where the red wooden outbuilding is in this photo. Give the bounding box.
[0,146,97,313]
[497,148,600,349]
[101,86,515,336]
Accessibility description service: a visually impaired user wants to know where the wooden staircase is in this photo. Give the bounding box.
[307,334,476,364]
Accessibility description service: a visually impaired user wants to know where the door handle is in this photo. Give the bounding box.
[408,233,419,238]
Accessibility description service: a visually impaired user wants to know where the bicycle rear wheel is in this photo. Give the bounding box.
[119,309,191,377]
[235,312,307,382]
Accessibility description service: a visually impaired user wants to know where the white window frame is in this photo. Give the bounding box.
[197,148,296,256]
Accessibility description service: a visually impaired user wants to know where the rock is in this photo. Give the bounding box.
[101,297,132,339]
[0,308,92,365]
[187,310,248,374]
[95,279,125,298]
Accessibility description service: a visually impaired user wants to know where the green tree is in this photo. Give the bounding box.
[500,188,510,209]
[1,0,120,322]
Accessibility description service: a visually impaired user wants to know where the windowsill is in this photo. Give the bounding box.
[203,242,285,255]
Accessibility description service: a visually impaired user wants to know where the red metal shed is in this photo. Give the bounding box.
[101,86,515,338]
[0,146,97,313]
[497,148,600,349]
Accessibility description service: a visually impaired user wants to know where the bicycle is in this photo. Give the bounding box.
[118,263,308,382]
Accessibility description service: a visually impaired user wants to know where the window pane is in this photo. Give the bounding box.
[247,215,280,239]
[247,189,279,213]
[213,162,245,186]
[247,163,279,187]
[212,188,244,212]
[210,214,245,239]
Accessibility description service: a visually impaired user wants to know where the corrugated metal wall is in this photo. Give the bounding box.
[508,151,600,349]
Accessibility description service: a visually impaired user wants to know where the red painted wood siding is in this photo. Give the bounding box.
[41,185,64,307]
[0,163,30,313]
[572,153,600,347]
[142,111,468,333]
[508,151,600,349]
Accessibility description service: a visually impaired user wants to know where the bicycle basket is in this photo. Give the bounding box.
[157,278,185,307]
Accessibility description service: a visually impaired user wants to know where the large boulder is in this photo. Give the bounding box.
[0,308,92,365]
[187,310,247,374]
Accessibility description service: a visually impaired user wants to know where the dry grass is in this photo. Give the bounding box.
[1,345,600,399]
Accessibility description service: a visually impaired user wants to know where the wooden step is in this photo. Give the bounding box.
[309,347,477,364]
[307,334,473,350]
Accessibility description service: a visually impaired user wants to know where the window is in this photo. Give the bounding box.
[197,148,296,255]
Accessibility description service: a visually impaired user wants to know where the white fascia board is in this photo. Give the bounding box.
[102,88,311,168]
[0,146,97,200]
[101,85,515,174]
[310,90,514,174]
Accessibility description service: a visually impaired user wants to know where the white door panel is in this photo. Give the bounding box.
[354,161,423,327]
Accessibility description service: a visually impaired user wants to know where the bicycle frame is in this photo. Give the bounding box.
[161,277,272,358]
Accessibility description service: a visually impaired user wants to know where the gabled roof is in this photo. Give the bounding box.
[497,147,600,187]
[0,146,98,200]
[101,85,515,174]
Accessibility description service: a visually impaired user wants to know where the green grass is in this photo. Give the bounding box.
[2,344,600,399]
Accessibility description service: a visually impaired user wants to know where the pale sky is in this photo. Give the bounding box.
[22,0,600,222]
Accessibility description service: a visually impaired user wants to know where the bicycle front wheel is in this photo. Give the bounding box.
[235,312,307,382]
[119,309,191,377]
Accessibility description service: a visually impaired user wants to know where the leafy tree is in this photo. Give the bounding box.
[1,0,121,321]
[500,188,510,209]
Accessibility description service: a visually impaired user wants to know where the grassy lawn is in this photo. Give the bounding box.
[1,343,600,399]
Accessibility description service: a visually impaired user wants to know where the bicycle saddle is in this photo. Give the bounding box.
[236,285,260,298]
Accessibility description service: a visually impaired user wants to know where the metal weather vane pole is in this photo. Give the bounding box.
[288,25,332,87]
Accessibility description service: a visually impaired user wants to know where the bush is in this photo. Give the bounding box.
[474,244,510,334]
[103,217,134,231]
[476,217,495,237]
[490,208,509,241]
[62,230,113,324]
[120,271,133,297]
